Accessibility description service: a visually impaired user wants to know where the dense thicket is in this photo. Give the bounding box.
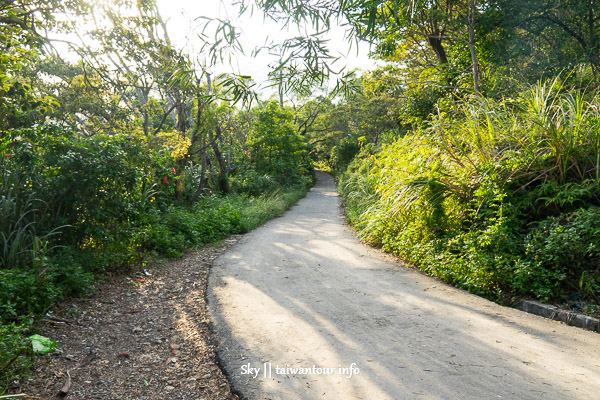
[339,82,600,306]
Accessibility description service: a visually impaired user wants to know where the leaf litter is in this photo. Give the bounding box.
[13,237,243,399]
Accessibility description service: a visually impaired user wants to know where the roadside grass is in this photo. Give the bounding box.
[238,184,312,232]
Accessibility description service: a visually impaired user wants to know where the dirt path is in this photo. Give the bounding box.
[17,241,241,399]
[208,171,600,400]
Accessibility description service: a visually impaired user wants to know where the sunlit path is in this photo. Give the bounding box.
[209,171,600,400]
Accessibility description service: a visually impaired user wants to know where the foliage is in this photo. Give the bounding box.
[0,113,313,390]
[148,131,192,162]
[236,175,314,232]
[514,207,600,303]
[25,56,134,135]
[0,322,33,394]
[247,1,600,101]
[486,0,600,83]
[329,136,360,172]
[340,82,600,306]
[248,102,311,176]
[231,101,313,195]
[140,198,242,258]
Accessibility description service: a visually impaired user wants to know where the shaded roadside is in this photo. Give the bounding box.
[13,240,241,399]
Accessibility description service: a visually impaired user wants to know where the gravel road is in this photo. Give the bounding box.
[208,171,600,400]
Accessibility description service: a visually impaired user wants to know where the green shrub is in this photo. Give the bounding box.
[0,322,34,395]
[237,178,313,232]
[513,207,600,302]
[329,137,359,172]
[240,101,312,189]
[229,169,281,196]
[0,269,60,323]
[339,82,600,305]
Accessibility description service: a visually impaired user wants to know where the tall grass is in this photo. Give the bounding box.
[237,177,314,232]
[0,172,66,272]
[340,80,600,304]
[524,79,600,183]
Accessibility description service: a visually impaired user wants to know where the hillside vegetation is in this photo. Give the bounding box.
[339,80,600,310]
[0,1,315,390]
[0,104,313,390]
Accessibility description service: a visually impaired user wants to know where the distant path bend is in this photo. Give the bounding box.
[208,171,600,400]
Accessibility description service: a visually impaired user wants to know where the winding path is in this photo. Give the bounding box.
[208,171,600,399]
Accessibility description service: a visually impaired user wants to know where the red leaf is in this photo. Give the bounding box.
[169,344,180,355]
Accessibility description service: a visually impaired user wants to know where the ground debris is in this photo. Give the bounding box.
[14,237,242,400]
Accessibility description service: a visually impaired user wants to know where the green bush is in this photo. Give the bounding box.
[0,322,33,394]
[243,101,312,185]
[237,175,314,232]
[513,207,600,302]
[339,82,600,306]
[229,168,281,196]
[0,269,60,322]
[329,137,360,172]
[139,197,242,256]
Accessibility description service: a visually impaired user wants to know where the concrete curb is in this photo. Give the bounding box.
[515,299,600,333]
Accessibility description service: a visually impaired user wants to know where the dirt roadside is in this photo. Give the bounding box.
[13,238,242,400]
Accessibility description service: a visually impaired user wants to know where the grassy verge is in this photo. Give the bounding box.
[238,185,312,232]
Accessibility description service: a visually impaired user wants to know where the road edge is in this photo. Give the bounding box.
[514,299,600,332]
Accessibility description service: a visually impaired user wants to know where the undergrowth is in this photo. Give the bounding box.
[0,121,314,394]
[0,180,312,393]
[339,80,600,312]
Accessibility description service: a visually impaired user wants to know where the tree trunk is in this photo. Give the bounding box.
[426,34,449,65]
[136,87,150,135]
[589,1,600,75]
[278,69,284,107]
[212,125,229,193]
[187,151,208,206]
[227,136,232,174]
[468,0,480,93]
[166,96,177,129]
[426,30,454,87]
[173,90,186,134]
[186,98,194,131]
